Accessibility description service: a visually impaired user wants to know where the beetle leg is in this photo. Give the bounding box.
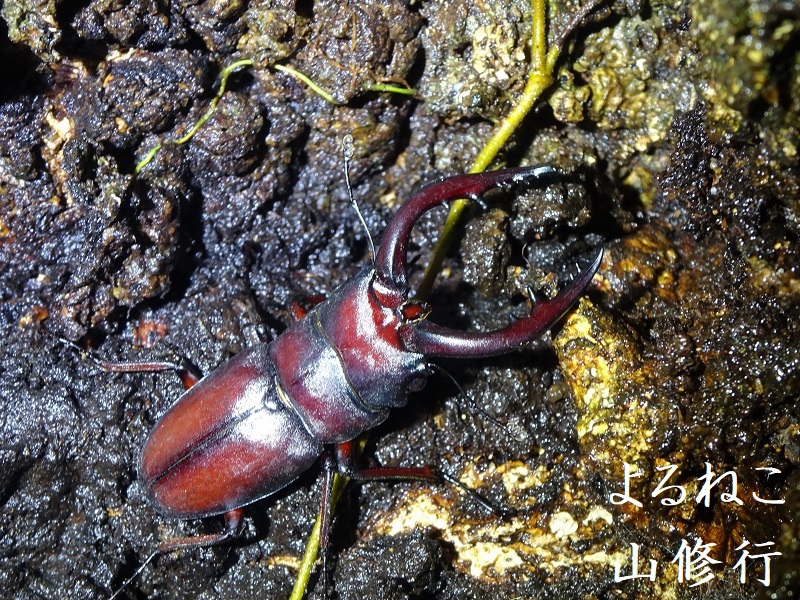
[405,246,603,358]
[315,443,442,597]
[96,358,200,389]
[318,454,337,599]
[109,509,246,599]
[333,441,510,516]
[59,336,202,388]
[290,294,326,321]
[375,165,564,292]
[334,440,438,483]
[155,507,245,554]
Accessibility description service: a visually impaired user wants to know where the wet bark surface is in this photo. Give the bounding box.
[1,0,799,599]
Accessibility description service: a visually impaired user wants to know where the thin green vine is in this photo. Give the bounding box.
[290,2,547,597]
[289,436,368,600]
[134,59,254,174]
[135,58,417,174]
[274,63,343,105]
[276,63,417,102]
[362,82,416,96]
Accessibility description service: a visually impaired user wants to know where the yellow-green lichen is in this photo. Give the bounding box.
[746,252,800,299]
[2,0,61,61]
[368,458,621,583]
[554,297,642,441]
[549,12,697,158]
[417,0,529,121]
[237,0,301,66]
[552,294,679,479]
[692,0,798,131]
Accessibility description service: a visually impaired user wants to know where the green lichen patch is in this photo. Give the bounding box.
[416,0,530,120]
[367,458,621,589]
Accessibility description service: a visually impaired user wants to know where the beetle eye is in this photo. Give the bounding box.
[400,301,430,322]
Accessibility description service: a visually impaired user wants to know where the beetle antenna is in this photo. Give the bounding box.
[430,364,525,442]
[108,548,160,600]
[342,134,375,261]
[440,471,516,519]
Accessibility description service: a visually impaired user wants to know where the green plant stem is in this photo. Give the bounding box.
[274,64,342,105]
[287,0,604,595]
[416,0,554,300]
[363,82,416,96]
[173,59,254,145]
[288,472,349,600]
[135,59,253,174]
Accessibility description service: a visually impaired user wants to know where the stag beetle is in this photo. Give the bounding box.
[108,165,602,595]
